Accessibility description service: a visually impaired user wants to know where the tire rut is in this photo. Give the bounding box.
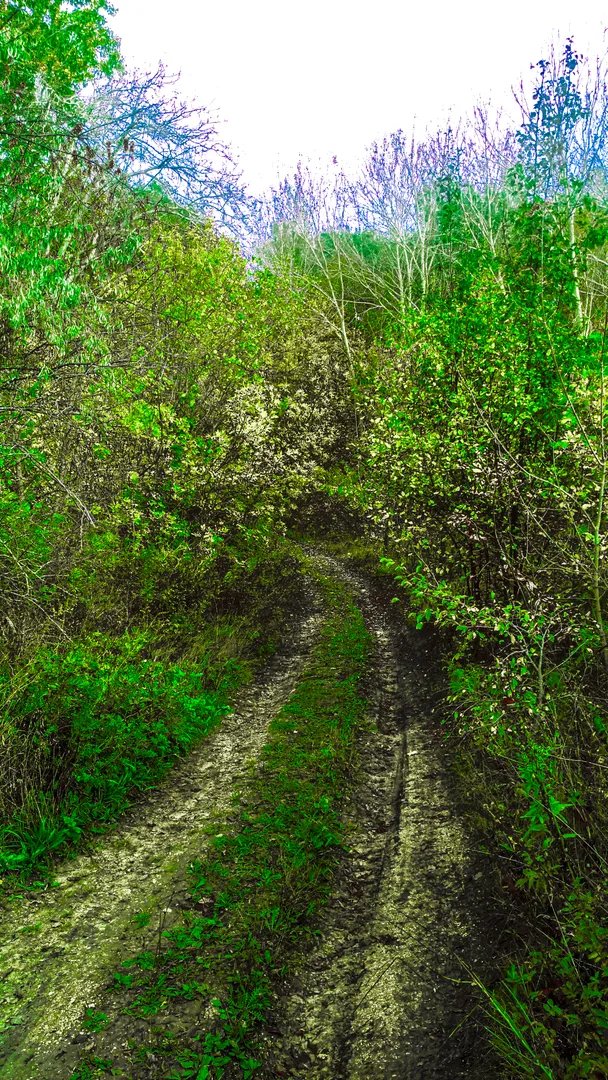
[268,554,494,1080]
[0,586,325,1080]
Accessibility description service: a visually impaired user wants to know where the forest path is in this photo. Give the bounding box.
[0,586,325,1079]
[269,553,497,1080]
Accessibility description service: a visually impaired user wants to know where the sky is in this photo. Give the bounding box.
[108,0,608,197]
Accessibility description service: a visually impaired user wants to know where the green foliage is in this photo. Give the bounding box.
[0,1,121,96]
[83,1010,110,1033]
[71,1059,114,1080]
[0,632,229,873]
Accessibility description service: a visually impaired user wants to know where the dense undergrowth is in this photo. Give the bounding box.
[71,570,371,1079]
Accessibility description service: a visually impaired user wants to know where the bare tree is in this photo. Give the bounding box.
[80,65,250,235]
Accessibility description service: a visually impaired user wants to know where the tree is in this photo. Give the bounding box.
[512,38,608,330]
[80,66,250,236]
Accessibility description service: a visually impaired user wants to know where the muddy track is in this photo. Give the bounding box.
[0,586,325,1080]
[265,553,499,1080]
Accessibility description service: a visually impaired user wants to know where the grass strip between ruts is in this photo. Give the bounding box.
[73,572,373,1080]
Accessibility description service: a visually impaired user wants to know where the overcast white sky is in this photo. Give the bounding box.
[109,0,608,196]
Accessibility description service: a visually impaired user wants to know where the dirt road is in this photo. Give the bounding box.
[267,555,500,1079]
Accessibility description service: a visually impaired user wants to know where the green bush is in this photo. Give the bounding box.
[0,632,229,873]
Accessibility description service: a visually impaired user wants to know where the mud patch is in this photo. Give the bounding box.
[0,588,325,1080]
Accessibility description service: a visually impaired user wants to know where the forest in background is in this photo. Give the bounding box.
[0,2,607,1076]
